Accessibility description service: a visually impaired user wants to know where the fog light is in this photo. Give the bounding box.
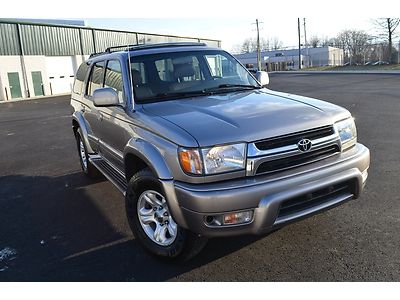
[223,211,253,225]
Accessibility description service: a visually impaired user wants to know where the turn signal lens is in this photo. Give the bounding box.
[205,210,254,227]
[178,148,203,175]
[223,211,253,225]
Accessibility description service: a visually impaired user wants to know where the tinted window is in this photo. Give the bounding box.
[131,62,147,85]
[104,60,124,104]
[130,50,259,104]
[155,56,203,82]
[205,54,242,78]
[73,62,89,95]
[87,61,105,97]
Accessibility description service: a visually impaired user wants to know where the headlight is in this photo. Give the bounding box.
[202,144,246,174]
[178,143,246,175]
[335,117,357,151]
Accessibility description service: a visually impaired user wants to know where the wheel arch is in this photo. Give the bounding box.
[72,111,95,154]
[124,138,173,181]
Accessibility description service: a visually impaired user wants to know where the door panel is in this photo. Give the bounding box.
[83,61,105,153]
[8,72,22,99]
[32,71,44,96]
[96,59,127,171]
[97,107,129,172]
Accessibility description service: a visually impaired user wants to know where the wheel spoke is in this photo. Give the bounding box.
[144,193,163,207]
[167,221,177,238]
[153,224,168,244]
[139,206,153,216]
[138,209,155,225]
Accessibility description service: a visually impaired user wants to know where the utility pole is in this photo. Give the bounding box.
[256,19,262,71]
[298,18,301,70]
[303,18,309,68]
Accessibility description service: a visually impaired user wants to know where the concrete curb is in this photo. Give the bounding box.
[0,93,71,104]
[270,70,400,75]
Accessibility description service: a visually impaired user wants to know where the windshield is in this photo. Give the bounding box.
[129,50,260,103]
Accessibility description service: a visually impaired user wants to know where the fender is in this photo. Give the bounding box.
[124,138,190,228]
[124,138,173,180]
[72,111,95,154]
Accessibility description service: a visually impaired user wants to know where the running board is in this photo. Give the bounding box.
[90,156,127,195]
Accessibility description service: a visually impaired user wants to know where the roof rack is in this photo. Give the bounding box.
[89,42,207,58]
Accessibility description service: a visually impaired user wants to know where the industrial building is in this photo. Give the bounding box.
[0,19,220,102]
[234,46,344,71]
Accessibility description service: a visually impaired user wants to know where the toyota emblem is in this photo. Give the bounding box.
[297,139,312,152]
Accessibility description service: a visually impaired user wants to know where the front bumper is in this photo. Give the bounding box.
[161,143,370,237]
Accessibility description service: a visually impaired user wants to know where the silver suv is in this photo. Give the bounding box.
[71,43,370,260]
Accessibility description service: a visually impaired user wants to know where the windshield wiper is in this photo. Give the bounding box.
[205,84,261,92]
[153,90,210,99]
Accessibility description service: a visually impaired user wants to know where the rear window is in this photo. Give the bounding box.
[73,63,90,95]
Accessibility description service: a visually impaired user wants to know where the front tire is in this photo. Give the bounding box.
[125,168,207,260]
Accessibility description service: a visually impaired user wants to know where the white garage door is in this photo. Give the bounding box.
[45,56,76,95]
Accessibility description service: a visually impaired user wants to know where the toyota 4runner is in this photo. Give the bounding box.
[71,43,370,260]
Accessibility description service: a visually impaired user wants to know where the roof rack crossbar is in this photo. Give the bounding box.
[105,42,207,53]
[89,42,208,59]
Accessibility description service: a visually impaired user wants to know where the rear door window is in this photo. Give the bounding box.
[73,62,90,95]
[86,61,105,97]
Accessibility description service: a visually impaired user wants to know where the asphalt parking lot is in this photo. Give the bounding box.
[0,73,399,281]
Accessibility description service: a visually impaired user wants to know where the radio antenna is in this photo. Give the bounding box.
[125,33,135,111]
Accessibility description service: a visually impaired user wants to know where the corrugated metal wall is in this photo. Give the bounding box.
[0,21,221,56]
[0,23,20,55]
[80,29,95,55]
[94,30,138,53]
[20,24,81,56]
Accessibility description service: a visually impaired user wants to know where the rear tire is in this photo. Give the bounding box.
[75,128,101,178]
[125,168,207,261]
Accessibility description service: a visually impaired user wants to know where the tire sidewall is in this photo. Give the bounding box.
[76,129,89,174]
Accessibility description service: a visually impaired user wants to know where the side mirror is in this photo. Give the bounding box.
[256,71,269,87]
[93,88,119,107]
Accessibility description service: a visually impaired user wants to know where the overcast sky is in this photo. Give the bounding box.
[85,18,379,52]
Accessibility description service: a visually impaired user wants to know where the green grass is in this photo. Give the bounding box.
[303,64,400,71]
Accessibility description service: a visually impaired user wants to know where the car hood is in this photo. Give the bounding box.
[142,89,350,147]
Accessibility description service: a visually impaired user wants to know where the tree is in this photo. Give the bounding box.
[320,36,335,47]
[309,35,320,48]
[233,37,270,53]
[335,30,372,64]
[271,37,283,50]
[232,37,284,54]
[373,18,400,63]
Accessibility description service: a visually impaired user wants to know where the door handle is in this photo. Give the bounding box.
[97,112,103,121]
[81,105,85,112]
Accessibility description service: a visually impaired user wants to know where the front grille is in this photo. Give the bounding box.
[277,180,356,219]
[255,144,340,175]
[255,125,334,151]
